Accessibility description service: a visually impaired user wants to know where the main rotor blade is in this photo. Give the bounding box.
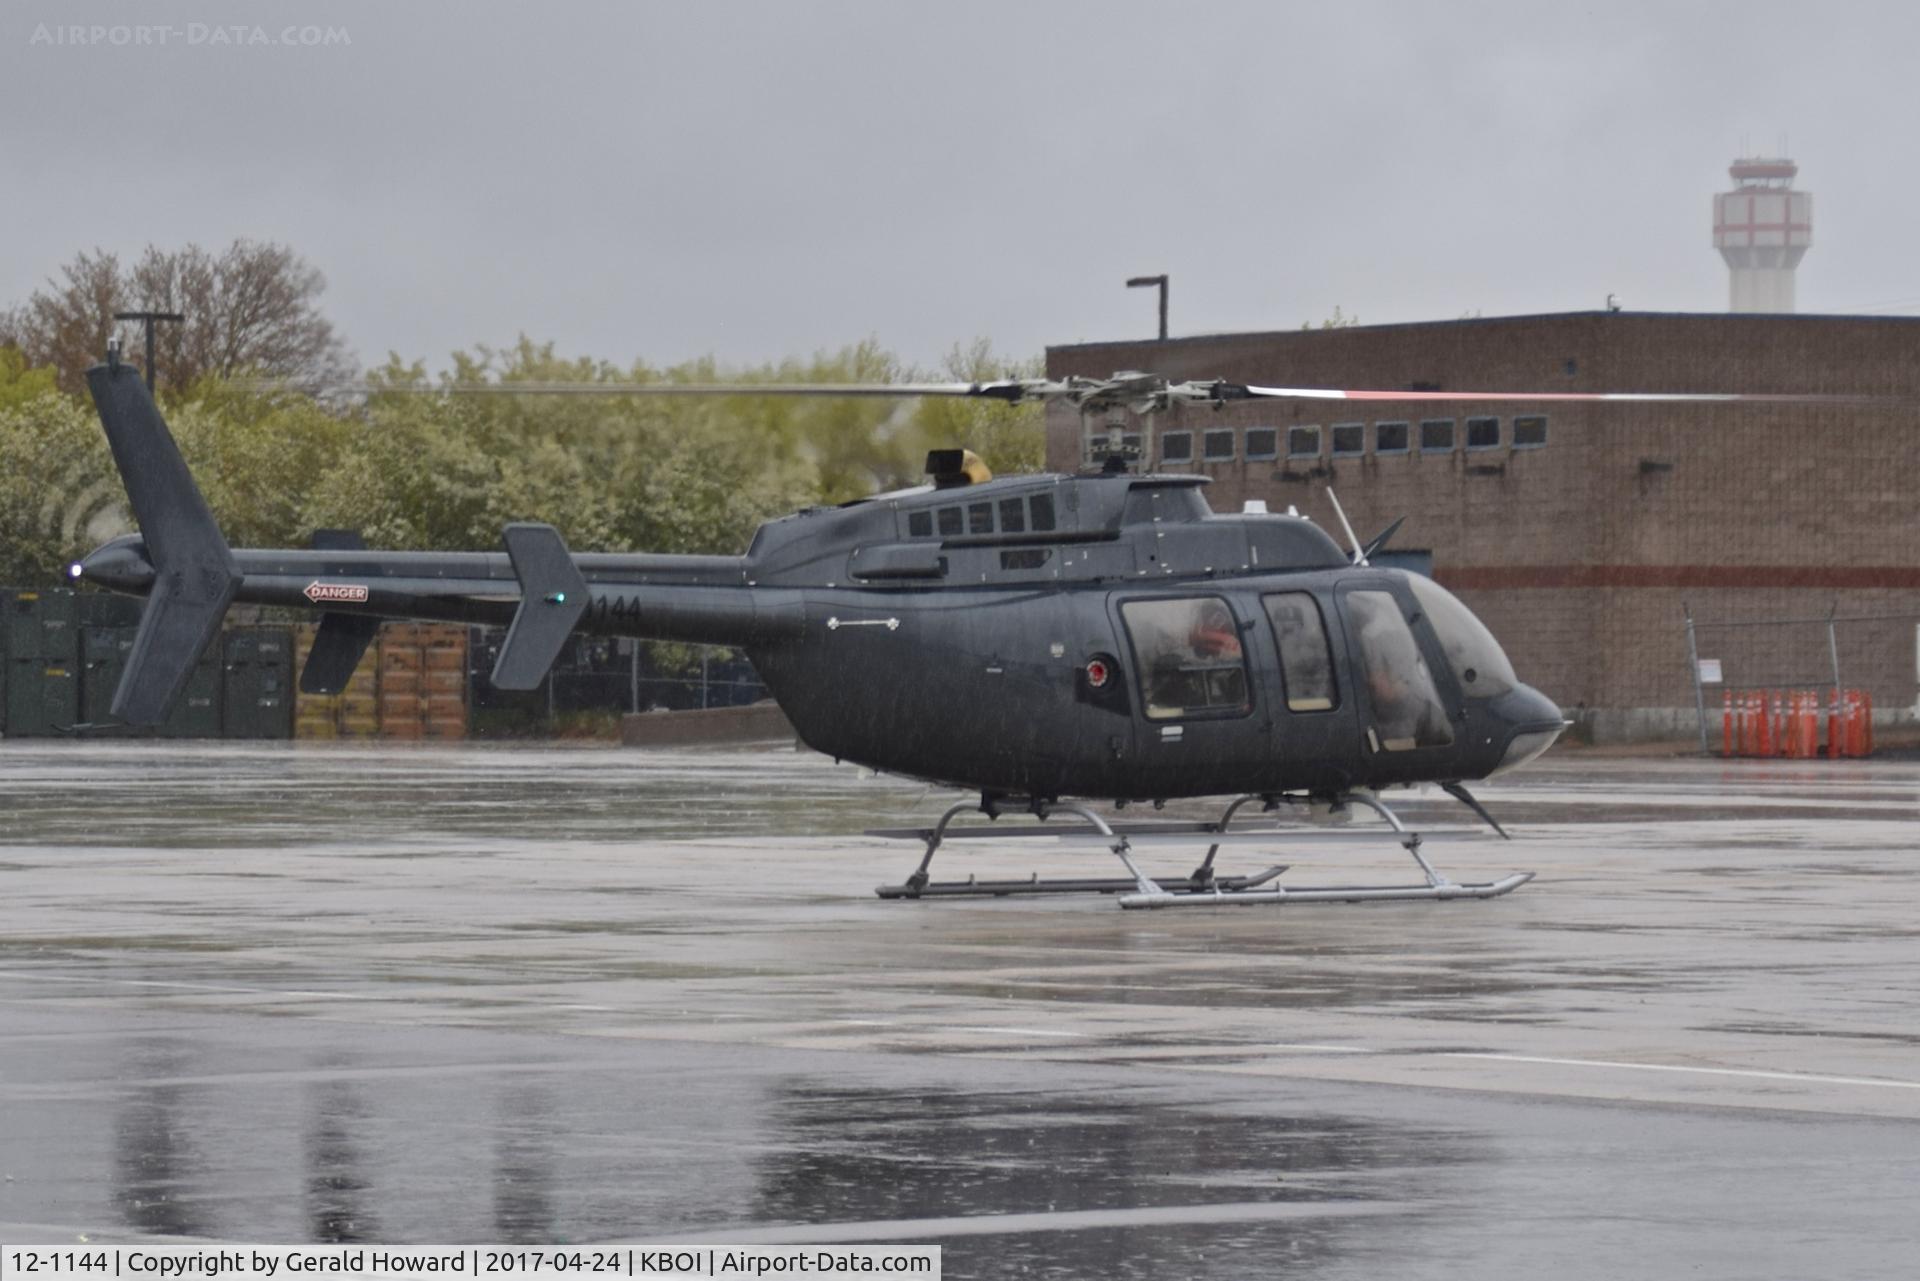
[1237,384,1894,405]
[277,374,1910,415]
[355,380,1033,401]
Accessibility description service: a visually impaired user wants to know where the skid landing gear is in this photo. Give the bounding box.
[869,790,1532,908]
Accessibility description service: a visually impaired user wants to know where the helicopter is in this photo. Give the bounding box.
[74,350,1840,908]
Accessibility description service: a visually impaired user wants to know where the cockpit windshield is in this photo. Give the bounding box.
[1405,574,1518,698]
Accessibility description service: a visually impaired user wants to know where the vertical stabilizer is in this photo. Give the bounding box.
[85,360,241,724]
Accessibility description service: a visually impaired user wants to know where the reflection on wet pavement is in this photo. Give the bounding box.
[112,1041,211,1241]
[6,743,1920,1277]
[747,1082,1470,1278]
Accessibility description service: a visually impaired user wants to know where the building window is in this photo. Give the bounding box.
[1123,433,1142,456]
[1375,421,1409,454]
[1420,419,1455,452]
[1466,416,1500,450]
[936,506,963,537]
[1120,596,1251,721]
[907,510,932,538]
[1331,423,1365,456]
[1262,592,1337,712]
[968,501,994,535]
[1286,425,1321,459]
[1029,493,1057,532]
[1203,429,1236,462]
[1161,431,1193,464]
[998,497,1026,533]
[1245,427,1279,460]
[1513,415,1548,448]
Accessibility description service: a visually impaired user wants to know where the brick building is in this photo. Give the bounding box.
[1045,312,1920,741]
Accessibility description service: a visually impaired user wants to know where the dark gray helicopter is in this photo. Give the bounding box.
[79,354,1774,907]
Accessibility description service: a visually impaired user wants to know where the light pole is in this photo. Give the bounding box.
[1126,275,1168,341]
[114,310,185,392]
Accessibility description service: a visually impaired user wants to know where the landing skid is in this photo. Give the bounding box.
[869,789,1532,908]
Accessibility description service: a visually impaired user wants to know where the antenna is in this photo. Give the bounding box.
[1325,489,1368,566]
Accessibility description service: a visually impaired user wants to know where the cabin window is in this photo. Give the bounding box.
[1029,493,1057,532]
[1344,589,1452,751]
[1161,431,1193,463]
[1331,423,1365,456]
[1000,548,1051,571]
[936,506,963,537]
[1203,429,1236,462]
[1513,415,1548,448]
[1420,419,1455,452]
[1120,596,1251,721]
[1375,421,1409,454]
[1262,592,1337,712]
[999,497,1026,533]
[1245,428,1279,460]
[1286,425,1321,459]
[907,510,932,538]
[968,501,994,535]
[1466,416,1500,449]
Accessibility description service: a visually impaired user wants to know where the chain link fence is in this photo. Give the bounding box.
[1684,603,1920,752]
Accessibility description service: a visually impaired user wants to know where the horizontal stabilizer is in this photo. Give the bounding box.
[300,612,381,695]
[86,360,241,725]
[490,523,589,690]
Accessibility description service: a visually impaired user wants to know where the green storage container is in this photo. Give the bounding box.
[78,592,144,628]
[7,588,80,663]
[79,627,143,737]
[155,653,223,739]
[6,657,80,736]
[5,589,82,736]
[223,628,294,739]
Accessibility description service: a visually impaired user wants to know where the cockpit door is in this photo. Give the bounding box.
[1335,581,1460,774]
[1257,589,1361,794]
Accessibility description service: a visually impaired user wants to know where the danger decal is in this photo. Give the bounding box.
[304,581,370,604]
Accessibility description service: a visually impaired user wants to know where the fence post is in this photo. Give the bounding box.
[1685,604,1709,753]
[1826,603,1842,705]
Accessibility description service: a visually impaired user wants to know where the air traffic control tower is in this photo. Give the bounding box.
[1713,156,1812,312]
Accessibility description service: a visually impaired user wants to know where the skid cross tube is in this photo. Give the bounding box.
[1191,793,1275,885]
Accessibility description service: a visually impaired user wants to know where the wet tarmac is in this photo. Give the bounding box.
[3,742,1919,1277]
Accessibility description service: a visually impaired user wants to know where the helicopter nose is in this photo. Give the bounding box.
[78,535,156,595]
[1489,684,1566,775]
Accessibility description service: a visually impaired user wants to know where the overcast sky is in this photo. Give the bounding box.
[6,0,1916,376]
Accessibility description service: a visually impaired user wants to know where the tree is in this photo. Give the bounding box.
[0,346,59,412]
[0,389,120,585]
[905,338,1045,477]
[8,240,352,394]
[7,250,123,394]
[1301,305,1360,330]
